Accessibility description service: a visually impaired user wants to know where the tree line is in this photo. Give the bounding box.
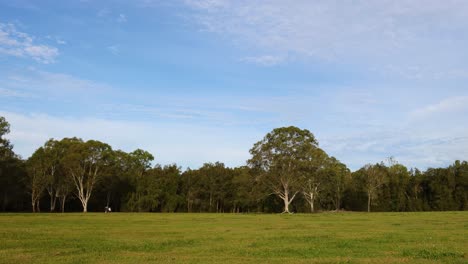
[0,116,466,213]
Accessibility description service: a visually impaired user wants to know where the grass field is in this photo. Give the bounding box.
[0,212,467,263]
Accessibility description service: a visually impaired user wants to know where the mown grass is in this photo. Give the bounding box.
[0,212,466,263]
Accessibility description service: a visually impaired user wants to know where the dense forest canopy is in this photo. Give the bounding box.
[0,116,466,213]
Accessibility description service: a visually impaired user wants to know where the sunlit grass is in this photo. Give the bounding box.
[0,212,466,263]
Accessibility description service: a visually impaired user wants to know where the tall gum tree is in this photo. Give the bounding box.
[63,139,112,212]
[52,138,76,213]
[300,148,329,213]
[249,126,322,213]
[29,139,70,212]
[26,147,49,212]
[41,139,64,212]
[363,163,387,212]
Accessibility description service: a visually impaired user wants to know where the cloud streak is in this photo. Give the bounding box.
[183,0,468,76]
[117,14,127,23]
[411,96,468,118]
[0,22,59,63]
[1,68,112,97]
[240,55,285,66]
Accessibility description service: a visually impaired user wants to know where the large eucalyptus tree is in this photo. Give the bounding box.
[62,139,112,212]
[249,126,323,213]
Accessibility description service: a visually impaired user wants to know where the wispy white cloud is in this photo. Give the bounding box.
[184,0,227,10]
[240,55,285,66]
[117,14,127,23]
[0,88,32,98]
[319,94,468,169]
[0,22,59,63]
[0,1,41,11]
[321,130,468,170]
[411,96,468,119]
[96,9,128,24]
[45,35,66,45]
[1,68,112,99]
[107,45,119,55]
[97,8,111,17]
[183,0,468,75]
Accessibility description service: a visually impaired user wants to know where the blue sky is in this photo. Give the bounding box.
[1,0,468,170]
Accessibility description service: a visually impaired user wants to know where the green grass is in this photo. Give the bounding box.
[0,212,467,263]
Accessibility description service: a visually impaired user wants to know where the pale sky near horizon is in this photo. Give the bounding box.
[1,0,468,171]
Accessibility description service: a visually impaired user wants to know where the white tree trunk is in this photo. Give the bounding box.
[279,186,298,214]
[82,199,88,213]
[303,185,318,213]
[309,192,314,213]
[60,195,67,213]
[50,194,57,212]
[283,191,290,213]
[367,191,371,212]
[79,193,88,213]
[71,166,98,213]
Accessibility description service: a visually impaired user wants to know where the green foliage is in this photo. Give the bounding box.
[0,116,467,213]
[124,164,182,212]
[0,117,27,211]
[248,126,324,213]
[0,116,13,157]
[317,157,351,210]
